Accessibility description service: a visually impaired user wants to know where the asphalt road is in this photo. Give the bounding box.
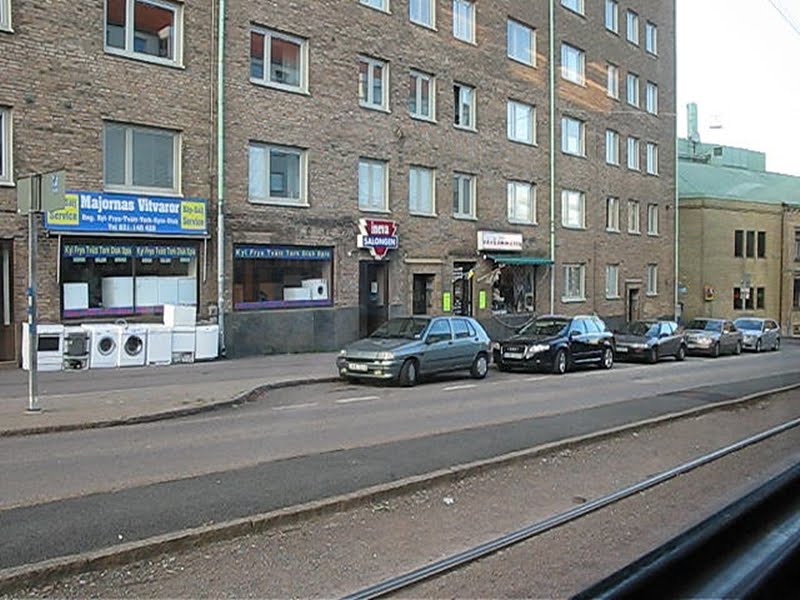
[1,346,798,571]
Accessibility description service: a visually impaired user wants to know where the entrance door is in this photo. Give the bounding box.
[359,261,389,338]
[0,242,13,362]
[412,274,434,315]
[627,287,641,322]
[452,262,475,316]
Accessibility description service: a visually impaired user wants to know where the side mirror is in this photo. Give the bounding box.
[569,330,580,339]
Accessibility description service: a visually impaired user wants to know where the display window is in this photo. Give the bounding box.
[491,265,536,314]
[233,245,333,310]
[60,240,198,318]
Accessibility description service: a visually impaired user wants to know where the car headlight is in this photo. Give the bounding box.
[339,349,347,356]
[696,336,712,344]
[524,343,550,358]
[491,341,501,351]
[376,351,395,361]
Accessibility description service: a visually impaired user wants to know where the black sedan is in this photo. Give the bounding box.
[614,320,686,363]
[493,315,615,375]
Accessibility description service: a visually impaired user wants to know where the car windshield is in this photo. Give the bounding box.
[370,318,430,340]
[686,319,722,332]
[620,321,658,336]
[734,319,763,331]
[518,318,569,337]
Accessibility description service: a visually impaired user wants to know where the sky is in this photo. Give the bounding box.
[677,0,800,176]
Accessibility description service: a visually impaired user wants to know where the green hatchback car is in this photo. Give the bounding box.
[337,316,492,386]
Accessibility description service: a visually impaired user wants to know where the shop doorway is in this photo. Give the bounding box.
[359,261,389,337]
[0,241,14,362]
[627,287,641,322]
[412,274,434,315]
[452,262,475,316]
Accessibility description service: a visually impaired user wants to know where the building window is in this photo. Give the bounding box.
[105,0,183,66]
[606,264,619,299]
[250,28,308,93]
[409,70,435,121]
[733,287,755,310]
[249,143,307,206]
[454,83,476,130]
[453,0,475,43]
[410,0,435,29]
[626,73,640,107]
[507,181,536,224]
[746,230,755,258]
[453,172,476,218]
[507,19,535,66]
[358,158,388,211]
[233,245,333,310]
[605,0,618,33]
[492,266,536,314]
[605,129,620,165]
[562,190,585,229]
[794,230,800,260]
[561,43,585,85]
[647,203,659,235]
[607,63,619,99]
[794,278,800,308]
[645,21,658,55]
[1,0,10,31]
[627,137,640,171]
[756,286,765,310]
[646,142,659,175]
[627,200,640,234]
[359,56,389,111]
[646,264,658,296]
[626,10,639,45]
[360,0,389,12]
[561,116,585,156]
[645,81,658,114]
[606,197,620,232]
[507,100,535,145]
[0,107,10,185]
[409,165,435,216]
[104,122,179,194]
[561,0,584,15]
[563,264,586,301]
[757,231,766,258]
[734,229,744,257]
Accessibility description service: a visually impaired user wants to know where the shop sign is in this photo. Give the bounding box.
[63,243,197,259]
[44,191,208,236]
[477,231,523,252]
[234,245,333,261]
[357,219,398,259]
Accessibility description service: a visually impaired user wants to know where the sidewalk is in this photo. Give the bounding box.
[0,353,340,436]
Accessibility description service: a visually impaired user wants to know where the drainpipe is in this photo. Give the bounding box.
[548,0,556,314]
[673,2,679,323]
[216,0,226,354]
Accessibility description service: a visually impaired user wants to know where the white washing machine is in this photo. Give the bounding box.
[22,323,65,371]
[117,324,148,367]
[195,325,219,361]
[83,324,122,369]
[145,324,173,366]
[171,325,196,363]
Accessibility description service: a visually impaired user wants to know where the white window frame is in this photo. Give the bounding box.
[250,27,309,94]
[507,19,535,66]
[647,264,658,296]
[626,10,639,45]
[647,203,659,235]
[409,165,436,216]
[561,190,586,229]
[453,172,476,219]
[626,73,640,107]
[607,63,619,99]
[561,0,584,16]
[454,83,476,131]
[104,0,184,67]
[104,122,181,195]
[606,197,620,232]
[646,142,659,175]
[627,200,641,234]
[248,142,308,206]
[452,0,475,43]
[627,136,640,171]
[645,21,658,55]
[561,43,585,85]
[605,0,618,33]
[358,158,389,212]
[645,81,659,115]
[0,107,11,185]
[605,129,619,165]
[605,264,620,299]
[563,264,586,302]
[409,0,435,29]
[507,181,537,225]
[359,55,389,111]
[1,0,11,31]
[360,0,389,13]
[409,69,436,121]
[507,100,536,145]
[561,116,585,157]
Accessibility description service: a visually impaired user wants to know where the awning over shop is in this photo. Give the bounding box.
[486,254,553,266]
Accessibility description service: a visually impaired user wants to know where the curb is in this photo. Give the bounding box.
[0,376,341,438]
[1,382,798,594]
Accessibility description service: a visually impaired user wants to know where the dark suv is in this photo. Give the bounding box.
[494,315,615,375]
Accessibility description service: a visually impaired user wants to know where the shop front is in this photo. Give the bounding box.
[357,218,398,337]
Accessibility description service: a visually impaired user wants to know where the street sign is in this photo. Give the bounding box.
[16,176,33,215]
[41,170,67,213]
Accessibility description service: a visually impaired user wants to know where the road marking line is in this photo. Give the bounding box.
[335,395,379,404]
[524,376,547,382]
[443,384,477,391]
[272,402,318,411]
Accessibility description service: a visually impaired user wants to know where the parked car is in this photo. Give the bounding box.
[336,316,491,386]
[733,318,781,352]
[493,315,615,375]
[615,320,686,363]
[684,318,743,357]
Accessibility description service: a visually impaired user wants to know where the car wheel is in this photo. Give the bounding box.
[755,339,762,352]
[734,341,742,355]
[647,347,658,364]
[712,343,720,358]
[398,359,418,387]
[552,349,568,375]
[675,344,686,361]
[601,347,614,369]
[774,337,781,351]
[471,353,489,379]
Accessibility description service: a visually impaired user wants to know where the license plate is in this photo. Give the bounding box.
[616,347,628,353]
[503,352,524,360]
[348,362,368,372]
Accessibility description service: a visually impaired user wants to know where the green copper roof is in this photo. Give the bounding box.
[678,160,800,206]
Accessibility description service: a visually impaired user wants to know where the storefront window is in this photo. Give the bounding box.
[233,245,333,310]
[491,264,535,313]
[61,241,198,318]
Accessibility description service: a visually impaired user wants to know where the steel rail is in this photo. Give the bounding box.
[341,416,800,600]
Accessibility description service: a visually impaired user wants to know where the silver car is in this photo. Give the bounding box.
[733,318,781,352]
[684,318,743,357]
[337,316,492,386]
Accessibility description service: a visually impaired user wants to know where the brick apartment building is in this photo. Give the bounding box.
[0,0,676,362]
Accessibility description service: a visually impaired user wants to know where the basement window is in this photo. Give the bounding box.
[105,0,183,67]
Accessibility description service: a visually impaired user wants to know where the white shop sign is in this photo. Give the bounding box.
[477,231,523,252]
